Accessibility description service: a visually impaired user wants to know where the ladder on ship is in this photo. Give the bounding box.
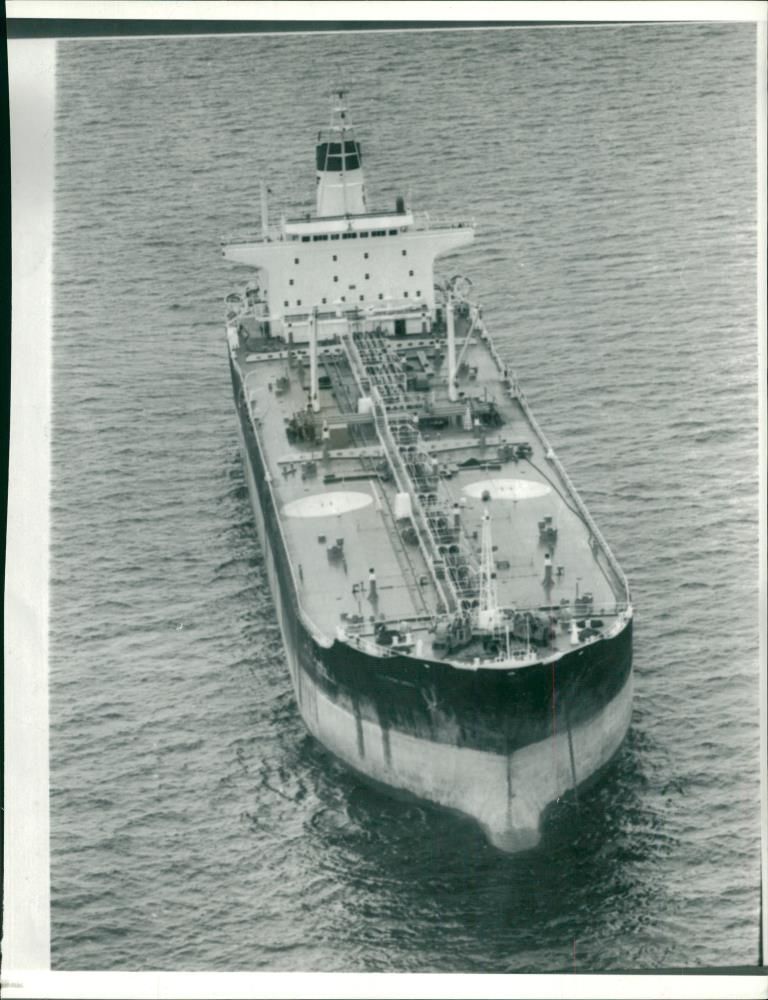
[341,325,480,616]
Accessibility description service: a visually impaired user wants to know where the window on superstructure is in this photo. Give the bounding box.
[284,300,289,307]
[359,294,364,301]
[332,254,338,261]
[416,290,421,297]
[341,296,346,302]
[409,270,414,277]
[294,258,300,264]
[302,236,310,242]
[378,293,383,300]
[322,297,327,304]
[404,291,409,298]
[297,299,302,306]
[364,273,369,279]
[372,230,385,237]
[342,232,356,239]
[333,276,338,282]
[364,252,369,259]
[360,232,369,239]
[331,234,340,240]
[289,278,294,286]
[388,229,397,235]
[402,249,407,256]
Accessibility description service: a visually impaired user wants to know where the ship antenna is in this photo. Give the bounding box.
[446,281,458,402]
[332,87,349,216]
[259,180,269,239]
[309,306,320,413]
[316,86,365,218]
[526,612,531,657]
[477,500,500,630]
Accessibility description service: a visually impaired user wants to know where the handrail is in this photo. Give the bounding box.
[341,331,455,613]
[230,351,333,648]
[371,386,460,614]
[457,310,630,605]
[221,212,475,247]
[511,377,631,603]
[340,601,632,667]
[348,601,631,634]
[221,230,282,246]
[412,211,475,231]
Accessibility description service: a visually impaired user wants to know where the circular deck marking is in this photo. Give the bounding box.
[283,491,373,518]
[463,478,551,501]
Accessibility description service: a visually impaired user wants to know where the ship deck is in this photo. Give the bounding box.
[229,308,629,666]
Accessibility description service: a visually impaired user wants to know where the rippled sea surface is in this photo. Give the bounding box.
[50,25,760,971]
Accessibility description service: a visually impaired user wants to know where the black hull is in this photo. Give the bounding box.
[231,358,634,850]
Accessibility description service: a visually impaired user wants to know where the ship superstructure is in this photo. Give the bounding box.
[221,94,633,851]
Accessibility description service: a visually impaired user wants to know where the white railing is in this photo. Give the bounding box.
[511,377,631,603]
[231,355,333,649]
[222,211,475,247]
[372,386,460,611]
[341,331,456,613]
[221,228,285,245]
[412,211,475,231]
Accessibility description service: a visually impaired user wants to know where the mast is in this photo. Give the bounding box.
[477,504,500,630]
[259,180,269,238]
[309,306,320,413]
[315,89,367,217]
[446,285,458,402]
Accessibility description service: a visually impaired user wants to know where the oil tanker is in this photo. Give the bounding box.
[220,93,633,851]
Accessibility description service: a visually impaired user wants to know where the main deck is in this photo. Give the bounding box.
[227,300,630,668]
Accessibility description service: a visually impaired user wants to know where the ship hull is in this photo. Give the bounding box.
[232,360,634,851]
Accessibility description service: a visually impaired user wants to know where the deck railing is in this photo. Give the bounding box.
[341,331,456,615]
[231,352,333,649]
[221,211,474,247]
[411,211,475,231]
[459,312,631,607]
[510,376,631,604]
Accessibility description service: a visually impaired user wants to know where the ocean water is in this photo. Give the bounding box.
[49,24,760,971]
